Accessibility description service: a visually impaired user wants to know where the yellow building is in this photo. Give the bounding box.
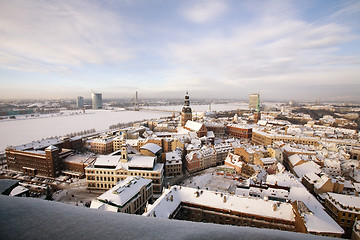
[324,192,360,238]
[85,147,164,194]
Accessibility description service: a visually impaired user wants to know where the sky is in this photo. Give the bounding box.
[0,0,359,101]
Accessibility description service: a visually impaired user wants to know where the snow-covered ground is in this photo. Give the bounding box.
[0,109,171,151]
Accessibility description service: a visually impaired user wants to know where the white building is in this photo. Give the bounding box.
[90,176,152,214]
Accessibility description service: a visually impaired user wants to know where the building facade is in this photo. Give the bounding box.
[226,124,252,139]
[249,93,260,110]
[92,92,102,109]
[77,96,84,109]
[6,145,62,178]
[165,150,182,177]
[85,148,164,194]
[324,192,360,238]
[90,138,113,155]
[90,176,153,214]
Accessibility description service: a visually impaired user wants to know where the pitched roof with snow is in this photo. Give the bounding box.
[293,161,321,178]
[140,143,162,154]
[94,177,152,208]
[326,192,360,213]
[185,121,204,132]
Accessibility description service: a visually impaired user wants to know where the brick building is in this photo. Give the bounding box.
[226,124,252,139]
[324,192,360,238]
[6,145,62,178]
[90,138,113,155]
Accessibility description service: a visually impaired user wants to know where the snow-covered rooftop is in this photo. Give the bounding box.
[128,155,155,169]
[326,192,360,213]
[293,161,321,179]
[93,156,120,168]
[0,193,330,240]
[185,121,204,132]
[267,172,344,235]
[94,177,152,208]
[145,186,295,222]
[140,143,162,154]
[9,186,29,197]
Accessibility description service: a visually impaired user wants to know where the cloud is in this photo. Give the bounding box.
[0,0,134,73]
[181,0,228,23]
[166,1,360,100]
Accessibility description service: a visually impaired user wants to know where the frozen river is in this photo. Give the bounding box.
[0,109,171,151]
[0,102,253,152]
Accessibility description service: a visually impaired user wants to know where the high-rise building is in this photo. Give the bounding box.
[181,91,192,127]
[254,95,261,123]
[77,96,84,109]
[92,92,102,109]
[249,93,260,110]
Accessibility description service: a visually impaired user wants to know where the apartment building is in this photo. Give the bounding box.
[85,148,164,193]
[165,150,182,177]
[90,176,153,214]
[6,145,62,178]
[145,186,307,234]
[324,192,360,238]
[184,146,216,173]
[90,138,113,155]
[226,124,252,139]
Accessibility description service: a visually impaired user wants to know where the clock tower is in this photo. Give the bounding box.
[181,91,192,127]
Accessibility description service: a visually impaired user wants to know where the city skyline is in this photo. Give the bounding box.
[0,0,359,101]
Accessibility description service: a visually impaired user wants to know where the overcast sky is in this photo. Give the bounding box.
[0,0,359,101]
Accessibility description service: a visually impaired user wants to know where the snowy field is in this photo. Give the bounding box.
[0,109,170,151]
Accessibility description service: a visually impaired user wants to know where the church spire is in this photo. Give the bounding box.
[181,91,192,127]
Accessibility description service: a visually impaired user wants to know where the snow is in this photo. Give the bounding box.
[128,156,155,169]
[140,143,162,154]
[326,192,360,210]
[0,194,324,240]
[184,121,203,132]
[94,177,152,208]
[94,155,120,167]
[9,186,29,197]
[290,187,343,234]
[166,151,181,165]
[293,161,321,179]
[0,109,171,151]
[288,154,302,166]
[46,145,58,151]
[267,172,343,235]
[145,186,295,222]
[0,179,19,194]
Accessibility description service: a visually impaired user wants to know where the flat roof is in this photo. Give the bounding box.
[64,154,97,164]
[145,186,295,221]
[96,177,152,207]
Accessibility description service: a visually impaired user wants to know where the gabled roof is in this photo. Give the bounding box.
[185,121,204,132]
[140,143,162,154]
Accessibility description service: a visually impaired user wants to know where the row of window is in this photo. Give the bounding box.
[86,170,160,177]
